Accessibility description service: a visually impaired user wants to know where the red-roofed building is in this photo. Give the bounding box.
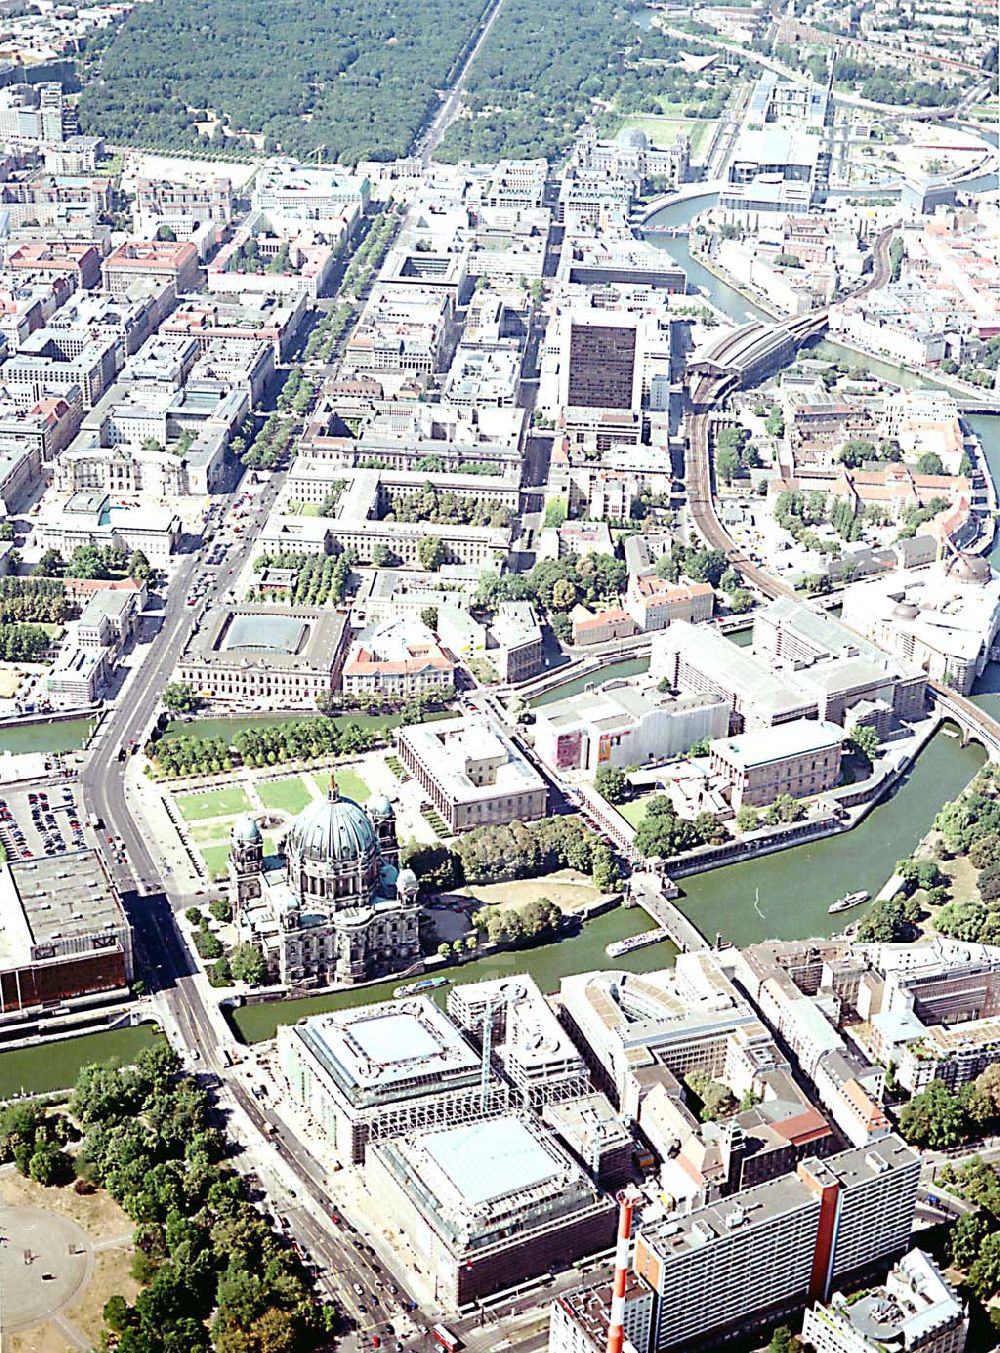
[7,241,102,289]
[101,240,200,298]
[570,605,638,647]
[625,576,714,632]
[342,618,455,699]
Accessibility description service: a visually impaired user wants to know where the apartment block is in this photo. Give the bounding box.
[636,1136,919,1351]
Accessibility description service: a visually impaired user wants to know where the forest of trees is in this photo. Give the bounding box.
[402,815,618,893]
[435,0,734,162]
[78,0,735,165]
[77,0,491,162]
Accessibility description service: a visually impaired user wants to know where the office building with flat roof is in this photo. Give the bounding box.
[567,317,636,408]
[549,1274,652,1353]
[397,713,547,832]
[44,644,106,708]
[277,995,509,1164]
[368,1113,617,1305]
[177,605,349,708]
[0,850,132,1016]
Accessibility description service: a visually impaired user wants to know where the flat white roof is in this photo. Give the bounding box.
[352,1011,441,1065]
[423,1117,560,1205]
[295,995,480,1098]
[711,718,843,770]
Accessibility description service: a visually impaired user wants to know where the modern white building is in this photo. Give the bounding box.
[368,1113,616,1306]
[278,995,506,1164]
[534,680,729,774]
[841,554,1000,695]
[801,1249,967,1353]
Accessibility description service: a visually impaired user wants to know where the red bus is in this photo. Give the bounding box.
[431,1326,461,1352]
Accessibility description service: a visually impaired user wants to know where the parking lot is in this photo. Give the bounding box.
[0,782,86,861]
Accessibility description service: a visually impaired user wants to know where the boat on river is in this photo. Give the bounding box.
[606,928,671,958]
[393,976,450,998]
[829,890,870,915]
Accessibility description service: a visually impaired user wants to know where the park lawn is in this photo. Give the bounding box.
[199,843,232,880]
[187,817,241,844]
[174,785,253,821]
[459,869,601,915]
[619,114,712,154]
[67,1248,141,1352]
[617,796,653,829]
[312,766,370,804]
[257,775,313,814]
[2,1167,140,1353]
[938,849,979,905]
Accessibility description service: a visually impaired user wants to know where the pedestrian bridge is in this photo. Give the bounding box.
[929,680,1000,762]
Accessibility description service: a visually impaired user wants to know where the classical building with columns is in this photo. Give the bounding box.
[228,778,420,986]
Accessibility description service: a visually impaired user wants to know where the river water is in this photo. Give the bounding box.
[675,727,984,949]
[231,904,678,1042]
[0,715,97,755]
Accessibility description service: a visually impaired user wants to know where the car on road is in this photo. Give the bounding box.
[353,1283,365,1297]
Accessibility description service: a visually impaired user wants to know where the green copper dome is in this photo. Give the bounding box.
[286,779,377,865]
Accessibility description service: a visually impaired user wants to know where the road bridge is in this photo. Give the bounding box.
[929,681,1000,762]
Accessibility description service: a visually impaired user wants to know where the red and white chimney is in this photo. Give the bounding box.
[606,1187,641,1353]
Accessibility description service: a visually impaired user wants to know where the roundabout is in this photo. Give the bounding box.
[0,1204,92,1334]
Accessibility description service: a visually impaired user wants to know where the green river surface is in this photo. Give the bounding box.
[230,905,676,1043]
[0,714,97,755]
[0,1022,163,1099]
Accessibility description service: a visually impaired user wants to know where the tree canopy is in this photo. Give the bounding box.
[78,0,491,163]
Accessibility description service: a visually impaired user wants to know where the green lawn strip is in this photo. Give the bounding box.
[311,767,371,804]
[617,113,712,153]
[199,843,232,880]
[174,786,253,821]
[186,817,242,844]
[257,776,312,814]
[617,797,652,829]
